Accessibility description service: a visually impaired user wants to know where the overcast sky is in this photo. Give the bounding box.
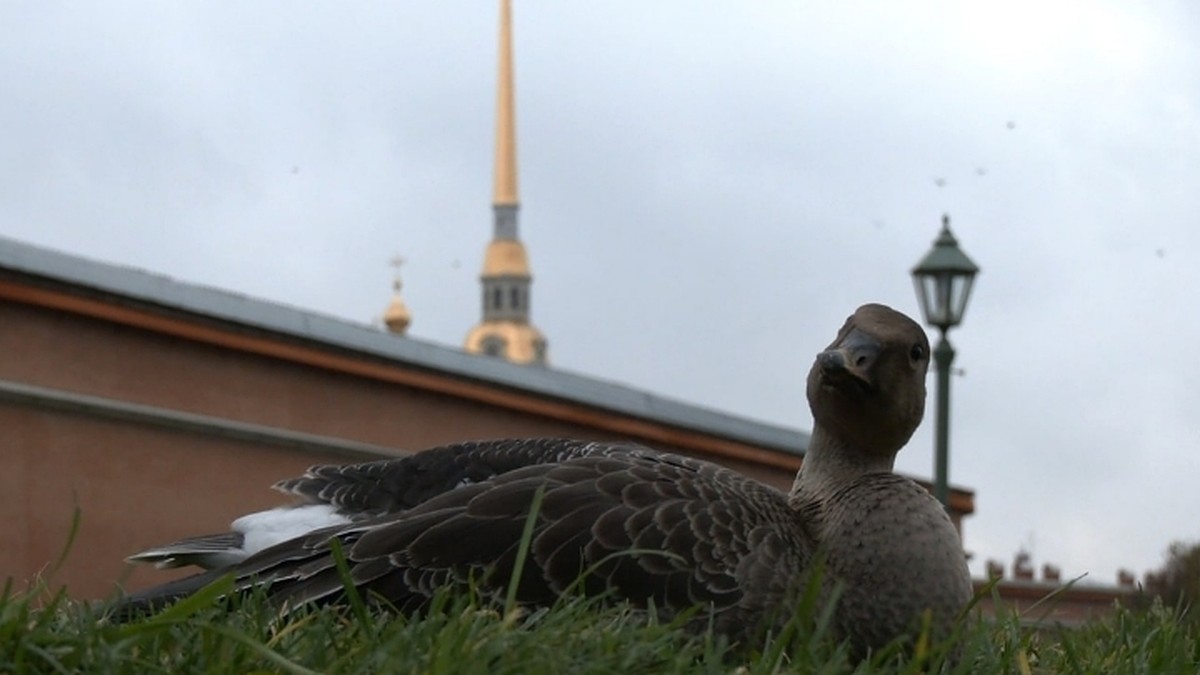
[4,1,1198,585]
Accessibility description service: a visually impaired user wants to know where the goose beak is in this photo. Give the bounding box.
[817,328,881,390]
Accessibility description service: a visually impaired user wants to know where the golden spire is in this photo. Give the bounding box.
[464,0,547,365]
[493,0,518,207]
[383,255,412,335]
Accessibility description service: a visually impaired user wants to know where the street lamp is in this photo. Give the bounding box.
[911,214,979,507]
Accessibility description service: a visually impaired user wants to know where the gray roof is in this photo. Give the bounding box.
[0,235,808,455]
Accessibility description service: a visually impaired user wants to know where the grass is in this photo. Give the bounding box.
[1,576,1198,675]
[5,507,1197,673]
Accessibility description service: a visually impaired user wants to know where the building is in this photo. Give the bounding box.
[972,552,1139,627]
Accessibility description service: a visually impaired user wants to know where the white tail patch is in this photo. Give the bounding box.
[233,504,353,559]
[128,504,355,570]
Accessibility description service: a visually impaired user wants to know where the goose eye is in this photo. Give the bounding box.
[909,344,926,361]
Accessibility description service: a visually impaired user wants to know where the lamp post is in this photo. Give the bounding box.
[911,214,979,507]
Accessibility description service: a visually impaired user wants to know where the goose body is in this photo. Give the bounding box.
[121,304,971,653]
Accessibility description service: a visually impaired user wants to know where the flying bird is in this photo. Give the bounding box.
[120,304,971,655]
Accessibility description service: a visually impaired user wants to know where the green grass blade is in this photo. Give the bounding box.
[504,484,546,615]
[327,536,375,636]
[48,500,82,579]
[201,624,323,675]
[117,574,236,637]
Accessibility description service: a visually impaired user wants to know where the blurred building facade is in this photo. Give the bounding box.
[973,551,1138,627]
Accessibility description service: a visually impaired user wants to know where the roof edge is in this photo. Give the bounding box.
[0,236,809,455]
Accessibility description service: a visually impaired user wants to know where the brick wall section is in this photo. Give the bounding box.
[0,299,788,598]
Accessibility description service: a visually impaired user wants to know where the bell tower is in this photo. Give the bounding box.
[464,0,547,365]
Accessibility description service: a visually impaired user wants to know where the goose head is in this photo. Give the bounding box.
[806,304,931,459]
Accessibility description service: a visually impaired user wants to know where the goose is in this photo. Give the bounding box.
[120,304,971,654]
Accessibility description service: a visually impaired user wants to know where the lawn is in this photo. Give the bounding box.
[2,574,1197,674]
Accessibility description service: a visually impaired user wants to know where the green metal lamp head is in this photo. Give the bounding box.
[911,214,980,333]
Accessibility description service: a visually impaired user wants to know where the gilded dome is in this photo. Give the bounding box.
[482,239,531,277]
[383,293,411,335]
[464,320,547,365]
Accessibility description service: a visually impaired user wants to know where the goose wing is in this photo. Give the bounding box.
[273,438,629,516]
[126,439,632,569]
[188,448,813,632]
